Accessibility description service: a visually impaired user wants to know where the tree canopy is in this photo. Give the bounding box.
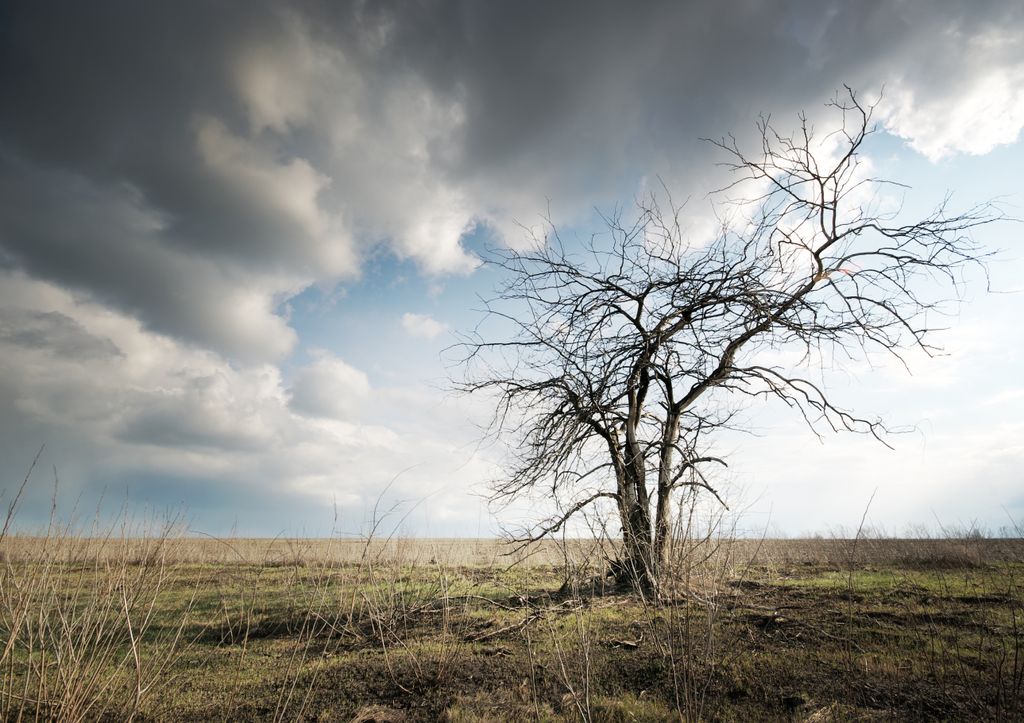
[459,90,999,593]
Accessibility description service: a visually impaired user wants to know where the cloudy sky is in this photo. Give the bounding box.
[1,0,1022,537]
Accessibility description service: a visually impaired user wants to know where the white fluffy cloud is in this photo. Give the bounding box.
[0,271,496,534]
[401,312,448,340]
[289,351,371,421]
[229,13,480,276]
[879,27,1024,160]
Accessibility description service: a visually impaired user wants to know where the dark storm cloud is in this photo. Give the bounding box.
[0,150,301,360]
[348,0,1024,190]
[0,4,295,263]
[1,0,1022,360]
[0,3,301,359]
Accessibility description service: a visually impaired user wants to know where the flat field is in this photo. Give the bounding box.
[1,535,1021,721]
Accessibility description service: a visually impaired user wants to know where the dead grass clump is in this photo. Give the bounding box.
[0,521,197,720]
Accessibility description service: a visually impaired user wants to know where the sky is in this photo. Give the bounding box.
[0,0,1022,538]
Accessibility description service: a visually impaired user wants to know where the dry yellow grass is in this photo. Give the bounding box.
[3,534,1020,568]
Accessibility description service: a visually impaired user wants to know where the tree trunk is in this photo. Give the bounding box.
[617,511,654,594]
[618,400,656,594]
[616,468,656,595]
[653,414,681,577]
[653,484,672,577]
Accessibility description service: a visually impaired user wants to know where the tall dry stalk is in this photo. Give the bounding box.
[0,460,199,720]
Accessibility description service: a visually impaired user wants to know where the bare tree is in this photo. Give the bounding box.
[458,89,999,594]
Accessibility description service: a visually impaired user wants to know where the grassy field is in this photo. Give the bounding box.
[1,533,1021,721]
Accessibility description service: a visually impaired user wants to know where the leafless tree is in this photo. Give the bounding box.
[457,89,1000,594]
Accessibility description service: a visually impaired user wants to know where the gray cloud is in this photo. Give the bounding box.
[115,398,271,453]
[0,309,121,360]
[2,1,1022,361]
[0,1,1022,534]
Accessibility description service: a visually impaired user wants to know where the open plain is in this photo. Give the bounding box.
[1,534,1021,721]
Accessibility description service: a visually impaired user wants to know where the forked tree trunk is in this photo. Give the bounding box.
[609,431,656,594]
[616,414,681,596]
